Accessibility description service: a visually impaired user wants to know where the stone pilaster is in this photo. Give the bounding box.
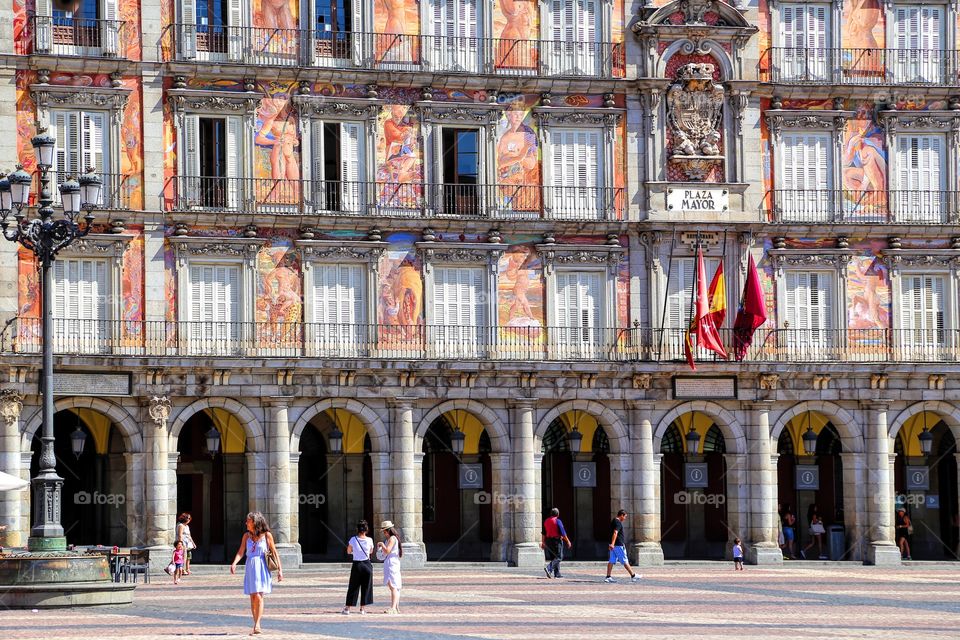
[863,402,901,565]
[489,451,511,562]
[266,398,299,567]
[509,399,541,567]
[389,397,425,566]
[0,390,24,547]
[629,401,663,565]
[723,452,748,559]
[746,402,782,564]
[144,396,171,548]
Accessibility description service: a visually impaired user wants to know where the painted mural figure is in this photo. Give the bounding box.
[503,251,540,331]
[497,108,539,211]
[260,0,297,30]
[380,105,419,206]
[842,111,886,214]
[497,0,534,68]
[378,0,407,33]
[256,98,301,182]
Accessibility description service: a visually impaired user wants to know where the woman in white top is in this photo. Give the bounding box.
[342,520,374,614]
[377,520,403,614]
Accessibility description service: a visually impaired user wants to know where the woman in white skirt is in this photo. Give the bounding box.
[377,520,403,614]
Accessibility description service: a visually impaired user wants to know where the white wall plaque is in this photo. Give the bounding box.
[673,376,737,399]
[667,187,729,212]
[49,372,131,396]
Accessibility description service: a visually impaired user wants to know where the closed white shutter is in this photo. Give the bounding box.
[780,4,828,80]
[225,116,241,208]
[180,0,197,59]
[433,266,484,357]
[785,271,834,355]
[340,122,364,212]
[227,0,244,60]
[556,271,601,357]
[52,110,81,185]
[549,0,599,74]
[35,0,52,52]
[81,112,106,182]
[312,263,365,354]
[53,258,110,351]
[900,274,945,356]
[894,6,942,82]
[432,0,479,71]
[896,134,944,222]
[780,133,831,219]
[188,264,240,353]
[101,0,119,55]
[551,128,601,218]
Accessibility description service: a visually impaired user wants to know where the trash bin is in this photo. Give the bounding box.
[829,525,845,561]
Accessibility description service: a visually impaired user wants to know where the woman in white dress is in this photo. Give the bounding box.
[377,520,403,614]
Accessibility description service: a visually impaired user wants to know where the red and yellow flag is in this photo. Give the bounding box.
[707,261,726,330]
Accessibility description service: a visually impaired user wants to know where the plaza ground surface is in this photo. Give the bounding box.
[2,562,959,639]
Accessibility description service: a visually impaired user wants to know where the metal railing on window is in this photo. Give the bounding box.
[45,171,133,211]
[763,189,956,224]
[23,15,126,57]
[762,47,960,85]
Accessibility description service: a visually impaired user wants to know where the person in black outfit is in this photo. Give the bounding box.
[342,520,374,614]
[604,509,640,583]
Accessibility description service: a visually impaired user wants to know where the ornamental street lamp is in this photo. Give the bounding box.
[70,425,87,459]
[0,128,102,552]
[205,426,222,457]
[450,427,466,456]
[685,427,701,457]
[918,412,933,457]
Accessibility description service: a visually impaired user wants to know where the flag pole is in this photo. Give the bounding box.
[720,229,727,346]
[657,228,677,359]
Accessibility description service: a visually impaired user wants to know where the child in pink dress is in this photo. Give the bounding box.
[172,540,186,584]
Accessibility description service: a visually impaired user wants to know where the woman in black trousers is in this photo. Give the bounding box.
[342,520,374,614]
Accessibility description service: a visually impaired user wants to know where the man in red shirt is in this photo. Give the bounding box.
[540,508,572,578]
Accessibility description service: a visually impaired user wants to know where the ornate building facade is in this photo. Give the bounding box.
[0,0,957,566]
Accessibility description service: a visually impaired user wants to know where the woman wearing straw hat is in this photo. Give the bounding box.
[377,520,403,614]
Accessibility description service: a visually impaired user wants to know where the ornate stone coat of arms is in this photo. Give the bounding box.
[667,63,725,179]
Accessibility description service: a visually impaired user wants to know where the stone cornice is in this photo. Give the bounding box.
[879,248,960,277]
[169,235,265,263]
[767,248,853,275]
[535,242,625,275]
[416,100,505,125]
[764,109,855,139]
[57,233,134,260]
[167,89,260,115]
[291,95,382,120]
[295,239,388,265]
[415,241,508,274]
[31,83,131,114]
[878,109,960,134]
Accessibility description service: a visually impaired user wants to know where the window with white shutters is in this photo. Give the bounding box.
[51,109,108,206]
[665,257,720,359]
[550,128,602,219]
[182,115,241,209]
[895,134,945,223]
[53,257,110,352]
[779,4,829,81]
[311,121,366,213]
[899,273,946,358]
[784,271,835,356]
[187,264,241,354]
[430,0,479,72]
[432,266,486,357]
[555,271,602,358]
[779,132,832,220]
[894,6,943,82]
[548,0,599,75]
[312,263,366,355]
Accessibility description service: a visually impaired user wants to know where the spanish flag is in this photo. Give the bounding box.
[684,247,728,370]
[707,261,726,330]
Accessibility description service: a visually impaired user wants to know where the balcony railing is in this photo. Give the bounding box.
[763,190,958,224]
[43,171,133,211]
[762,47,960,85]
[165,177,623,221]
[21,15,126,58]
[162,24,624,77]
[4,320,959,364]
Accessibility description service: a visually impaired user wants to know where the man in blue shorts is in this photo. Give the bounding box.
[604,509,641,583]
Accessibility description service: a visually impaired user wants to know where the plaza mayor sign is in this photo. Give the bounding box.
[667,187,729,212]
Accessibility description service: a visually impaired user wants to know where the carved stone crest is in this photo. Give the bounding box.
[148,396,171,426]
[0,389,24,426]
[667,63,725,180]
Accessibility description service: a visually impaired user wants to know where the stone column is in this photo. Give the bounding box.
[368,451,391,540]
[629,401,663,565]
[864,403,901,565]
[723,453,748,559]
[0,390,24,547]
[266,398,299,567]
[510,399,541,567]
[489,452,511,562]
[123,451,145,547]
[746,402,782,564]
[389,397,425,566]
[144,396,171,548]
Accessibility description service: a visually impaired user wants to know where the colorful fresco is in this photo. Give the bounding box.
[497,95,540,211]
[377,102,423,207]
[254,0,299,29]
[377,232,424,338]
[255,84,301,205]
[494,0,538,71]
[256,236,303,338]
[375,0,420,34]
[841,104,886,218]
[498,243,544,334]
[847,252,890,332]
[15,71,38,176]
[843,0,884,49]
[121,230,145,324]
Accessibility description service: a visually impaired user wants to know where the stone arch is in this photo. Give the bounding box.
[653,401,746,454]
[416,399,509,453]
[771,401,863,453]
[657,39,734,80]
[291,398,389,453]
[889,401,960,442]
[534,400,629,454]
[21,397,143,454]
[644,0,753,30]
[168,397,265,453]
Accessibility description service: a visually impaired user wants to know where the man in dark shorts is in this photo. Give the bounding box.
[540,507,572,578]
[604,509,641,583]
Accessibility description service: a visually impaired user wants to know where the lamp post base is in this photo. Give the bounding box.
[0,551,135,608]
[27,536,67,552]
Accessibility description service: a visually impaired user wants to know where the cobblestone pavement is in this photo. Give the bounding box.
[3,563,960,639]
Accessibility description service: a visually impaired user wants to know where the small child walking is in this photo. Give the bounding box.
[172,540,186,584]
[733,538,745,571]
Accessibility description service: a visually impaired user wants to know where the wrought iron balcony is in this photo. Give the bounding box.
[4,320,958,364]
[44,171,133,211]
[162,24,624,77]
[763,190,958,224]
[20,15,127,58]
[164,176,624,221]
[762,47,960,85]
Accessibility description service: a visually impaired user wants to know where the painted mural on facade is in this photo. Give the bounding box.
[378,231,424,339]
[255,83,301,205]
[494,0,538,70]
[498,241,544,340]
